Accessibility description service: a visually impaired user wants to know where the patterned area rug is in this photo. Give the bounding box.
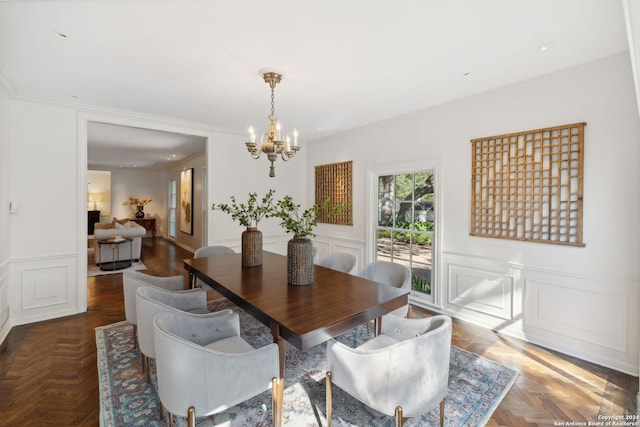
[96,299,518,426]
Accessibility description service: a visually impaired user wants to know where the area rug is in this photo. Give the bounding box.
[88,261,146,277]
[96,300,518,427]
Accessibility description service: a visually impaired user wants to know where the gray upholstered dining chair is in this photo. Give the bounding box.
[315,252,357,274]
[358,261,411,318]
[326,314,452,427]
[122,269,186,348]
[135,285,208,381]
[153,310,283,427]
[192,245,236,289]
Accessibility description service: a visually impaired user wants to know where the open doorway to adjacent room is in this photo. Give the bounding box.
[84,120,208,279]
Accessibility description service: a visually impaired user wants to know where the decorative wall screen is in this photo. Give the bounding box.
[315,160,353,225]
[470,122,585,246]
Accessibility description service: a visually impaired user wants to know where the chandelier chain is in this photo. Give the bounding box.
[271,85,276,118]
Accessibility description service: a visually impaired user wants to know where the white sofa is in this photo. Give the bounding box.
[94,220,146,265]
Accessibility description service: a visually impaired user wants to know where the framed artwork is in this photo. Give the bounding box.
[180,168,193,235]
[315,160,353,225]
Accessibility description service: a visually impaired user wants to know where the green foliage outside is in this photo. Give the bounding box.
[378,219,433,245]
[378,170,435,297]
[411,275,431,294]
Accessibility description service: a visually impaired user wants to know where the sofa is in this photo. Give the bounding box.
[94,219,146,265]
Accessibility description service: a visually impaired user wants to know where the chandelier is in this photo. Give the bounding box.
[245,71,300,177]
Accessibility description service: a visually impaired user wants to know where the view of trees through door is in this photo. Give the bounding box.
[376,170,435,302]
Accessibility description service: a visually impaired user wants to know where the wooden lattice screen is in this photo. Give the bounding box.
[470,122,585,246]
[315,161,353,225]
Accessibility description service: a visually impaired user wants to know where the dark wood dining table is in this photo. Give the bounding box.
[183,251,409,377]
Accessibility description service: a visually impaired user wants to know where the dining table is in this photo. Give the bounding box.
[183,251,409,377]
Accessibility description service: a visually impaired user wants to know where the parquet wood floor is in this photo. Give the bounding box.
[0,238,637,426]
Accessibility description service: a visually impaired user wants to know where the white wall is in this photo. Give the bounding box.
[307,53,640,375]
[107,167,167,231]
[0,80,12,343]
[9,100,80,325]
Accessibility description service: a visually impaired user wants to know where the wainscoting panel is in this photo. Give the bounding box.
[440,252,639,375]
[10,255,79,326]
[447,264,514,320]
[0,261,9,345]
[21,265,69,310]
[523,270,630,354]
[442,253,522,331]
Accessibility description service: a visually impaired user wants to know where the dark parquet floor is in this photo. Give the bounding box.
[0,238,637,426]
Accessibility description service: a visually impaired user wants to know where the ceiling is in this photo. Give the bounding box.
[87,122,206,170]
[0,0,631,169]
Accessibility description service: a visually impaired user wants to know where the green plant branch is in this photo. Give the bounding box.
[212,189,276,228]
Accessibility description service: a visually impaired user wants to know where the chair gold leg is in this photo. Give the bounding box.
[271,377,283,427]
[168,411,174,427]
[187,406,196,427]
[145,356,151,383]
[439,398,445,427]
[395,406,410,427]
[132,324,138,349]
[326,371,332,427]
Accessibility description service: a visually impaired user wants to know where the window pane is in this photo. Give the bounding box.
[395,173,413,200]
[397,201,413,227]
[376,230,392,262]
[392,236,411,264]
[378,175,395,227]
[395,173,413,227]
[411,262,432,295]
[411,235,432,295]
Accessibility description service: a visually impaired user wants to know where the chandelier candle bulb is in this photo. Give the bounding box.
[293,129,298,146]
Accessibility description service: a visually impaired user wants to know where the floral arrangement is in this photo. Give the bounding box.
[129,197,152,206]
[213,189,276,228]
[272,196,342,238]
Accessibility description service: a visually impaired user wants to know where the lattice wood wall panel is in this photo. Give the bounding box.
[315,161,353,225]
[470,123,585,246]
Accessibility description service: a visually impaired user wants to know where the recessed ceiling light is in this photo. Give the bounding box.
[55,32,68,39]
[463,72,471,77]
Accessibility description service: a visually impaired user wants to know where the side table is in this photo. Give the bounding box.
[130,218,156,237]
[96,238,133,271]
